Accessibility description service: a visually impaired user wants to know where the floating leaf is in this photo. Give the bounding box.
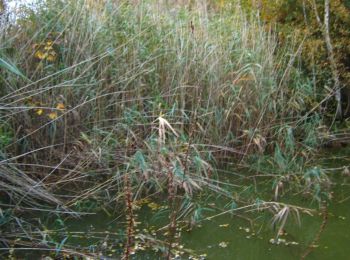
[219,224,229,228]
[278,229,287,236]
[218,241,228,248]
[269,238,289,245]
[269,238,276,244]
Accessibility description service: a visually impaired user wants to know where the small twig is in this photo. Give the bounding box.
[301,201,328,259]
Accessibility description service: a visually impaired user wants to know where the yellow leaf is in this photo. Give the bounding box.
[56,103,65,110]
[147,202,161,211]
[35,50,45,60]
[47,54,56,62]
[36,109,43,115]
[48,112,58,119]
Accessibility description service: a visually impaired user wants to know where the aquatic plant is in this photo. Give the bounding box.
[0,0,337,258]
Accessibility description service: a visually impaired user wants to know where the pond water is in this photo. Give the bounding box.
[22,148,350,259]
[179,183,350,260]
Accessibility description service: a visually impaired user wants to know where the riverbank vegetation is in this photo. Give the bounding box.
[1,0,349,258]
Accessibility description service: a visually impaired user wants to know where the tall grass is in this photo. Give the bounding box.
[0,0,329,257]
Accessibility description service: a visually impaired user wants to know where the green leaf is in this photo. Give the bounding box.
[0,57,29,81]
[55,236,68,256]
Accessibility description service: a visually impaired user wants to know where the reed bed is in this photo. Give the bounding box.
[0,0,331,258]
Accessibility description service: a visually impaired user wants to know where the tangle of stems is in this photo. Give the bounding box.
[166,169,177,260]
[123,172,134,260]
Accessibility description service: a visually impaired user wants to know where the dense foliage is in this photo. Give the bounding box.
[217,0,350,117]
[0,0,348,258]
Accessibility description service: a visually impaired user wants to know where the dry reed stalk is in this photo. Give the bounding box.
[123,172,134,260]
[166,169,177,260]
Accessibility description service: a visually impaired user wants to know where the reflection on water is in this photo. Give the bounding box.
[55,183,349,259]
[22,148,350,259]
